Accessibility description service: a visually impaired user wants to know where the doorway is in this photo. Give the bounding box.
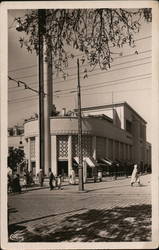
[57,160,68,177]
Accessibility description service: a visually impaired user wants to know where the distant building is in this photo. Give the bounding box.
[22,102,151,177]
[8,125,26,173]
[8,125,25,151]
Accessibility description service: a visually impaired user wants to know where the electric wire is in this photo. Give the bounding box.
[8,75,151,103]
[8,49,152,81]
[9,54,151,92]
[8,52,152,92]
[8,76,47,96]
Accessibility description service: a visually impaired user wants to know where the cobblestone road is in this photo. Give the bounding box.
[8,174,151,242]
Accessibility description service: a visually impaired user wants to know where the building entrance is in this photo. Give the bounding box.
[57,160,68,177]
[31,161,36,176]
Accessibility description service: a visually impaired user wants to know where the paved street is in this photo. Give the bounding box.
[8,174,151,242]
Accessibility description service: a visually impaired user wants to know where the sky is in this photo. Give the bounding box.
[8,9,152,142]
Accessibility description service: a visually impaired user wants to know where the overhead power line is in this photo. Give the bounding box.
[54,76,152,98]
[8,96,38,104]
[9,73,151,103]
[8,76,47,96]
[53,56,151,83]
[8,46,152,74]
[9,64,37,73]
[9,55,151,92]
[9,70,151,96]
[53,73,152,94]
[54,87,151,99]
[8,52,152,91]
[8,86,151,104]
[54,61,151,85]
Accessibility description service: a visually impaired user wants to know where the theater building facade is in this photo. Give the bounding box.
[23,102,151,177]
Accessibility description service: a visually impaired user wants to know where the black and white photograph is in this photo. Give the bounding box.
[0,1,159,249]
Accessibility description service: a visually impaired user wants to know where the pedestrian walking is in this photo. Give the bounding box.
[29,170,35,186]
[130,164,141,186]
[7,174,13,193]
[57,175,63,190]
[23,173,28,191]
[24,169,30,186]
[69,169,76,185]
[12,172,21,193]
[38,169,44,187]
[48,168,54,190]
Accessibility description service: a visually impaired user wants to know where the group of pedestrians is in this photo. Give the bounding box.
[8,171,21,193]
[48,168,62,190]
[37,168,62,190]
[8,164,141,194]
[8,169,35,194]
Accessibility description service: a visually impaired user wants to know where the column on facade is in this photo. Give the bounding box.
[105,138,108,157]
[51,135,57,176]
[35,136,40,175]
[118,142,121,161]
[27,138,31,172]
[127,144,130,161]
[92,136,97,160]
[132,119,140,165]
[112,140,115,161]
[123,143,126,162]
[68,135,73,177]
[126,144,128,162]
[129,145,132,162]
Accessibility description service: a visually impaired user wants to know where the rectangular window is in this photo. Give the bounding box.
[30,137,35,159]
[96,137,106,158]
[126,120,132,134]
[108,139,113,160]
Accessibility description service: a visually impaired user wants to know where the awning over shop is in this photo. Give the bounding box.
[99,158,112,166]
[74,157,99,168]
[85,157,99,167]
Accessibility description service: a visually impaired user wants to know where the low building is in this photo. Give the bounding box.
[8,125,25,150]
[8,125,26,174]
[23,102,151,178]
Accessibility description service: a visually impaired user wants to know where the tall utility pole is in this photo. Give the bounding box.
[38,9,45,172]
[43,36,53,176]
[77,58,84,191]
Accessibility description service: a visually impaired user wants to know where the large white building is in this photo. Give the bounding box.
[19,102,151,177]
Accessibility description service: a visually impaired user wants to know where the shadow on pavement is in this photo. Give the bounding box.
[8,204,151,242]
[8,208,86,229]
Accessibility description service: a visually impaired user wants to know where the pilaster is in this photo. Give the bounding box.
[92,136,96,159]
[35,136,40,175]
[68,135,73,177]
[28,138,31,171]
[51,135,57,176]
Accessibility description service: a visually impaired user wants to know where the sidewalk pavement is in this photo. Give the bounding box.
[8,174,151,242]
[19,173,150,193]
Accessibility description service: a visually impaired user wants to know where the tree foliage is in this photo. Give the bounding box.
[15,8,152,71]
[8,147,25,170]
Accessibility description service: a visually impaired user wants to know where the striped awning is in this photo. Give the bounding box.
[74,157,99,167]
[100,158,112,166]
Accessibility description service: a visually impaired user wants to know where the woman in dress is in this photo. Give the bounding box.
[130,164,141,186]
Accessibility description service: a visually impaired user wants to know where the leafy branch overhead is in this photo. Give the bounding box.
[15,8,152,71]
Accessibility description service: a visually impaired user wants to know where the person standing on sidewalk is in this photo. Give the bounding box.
[48,168,54,190]
[38,169,44,187]
[130,164,141,186]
